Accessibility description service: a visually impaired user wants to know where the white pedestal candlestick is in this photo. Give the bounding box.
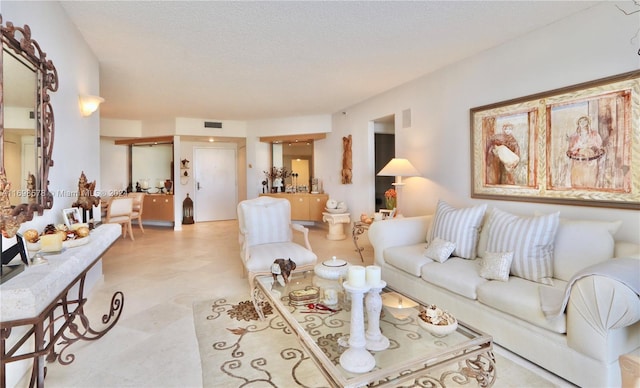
[340,282,375,374]
[365,280,389,351]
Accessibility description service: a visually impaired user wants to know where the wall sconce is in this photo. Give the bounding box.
[377,158,420,216]
[79,95,105,117]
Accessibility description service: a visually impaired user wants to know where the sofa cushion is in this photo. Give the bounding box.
[553,219,621,282]
[477,276,567,333]
[428,200,487,260]
[424,237,456,263]
[486,208,559,285]
[420,258,487,299]
[385,243,431,276]
[479,251,514,282]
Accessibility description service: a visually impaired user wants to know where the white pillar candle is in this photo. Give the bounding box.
[40,233,63,252]
[366,265,381,286]
[348,265,366,287]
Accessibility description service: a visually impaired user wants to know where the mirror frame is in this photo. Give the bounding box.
[1,16,58,221]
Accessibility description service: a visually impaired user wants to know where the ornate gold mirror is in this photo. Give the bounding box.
[1,16,58,225]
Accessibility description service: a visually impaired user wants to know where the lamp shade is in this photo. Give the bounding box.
[79,95,105,117]
[377,158,420,177]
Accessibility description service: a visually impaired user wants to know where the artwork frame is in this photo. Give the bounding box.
[62,207,83,228]
[471,70,640,209]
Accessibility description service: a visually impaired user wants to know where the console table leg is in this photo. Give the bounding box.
[54,291,124,365]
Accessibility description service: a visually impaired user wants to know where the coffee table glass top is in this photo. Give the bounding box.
[255,271,494,388]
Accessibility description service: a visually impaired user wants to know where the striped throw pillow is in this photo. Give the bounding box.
[429,200,487,259]
[485,208,559,285]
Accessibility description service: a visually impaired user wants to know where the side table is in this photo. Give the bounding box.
[322,212,350,240]
[352,221,370,262]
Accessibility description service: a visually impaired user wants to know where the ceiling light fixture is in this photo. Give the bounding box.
[79,94,104,117]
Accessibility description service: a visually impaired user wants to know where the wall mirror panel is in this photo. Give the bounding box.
[4,49,37,206]
[114,136,174,192]
[131,143,173,191]
[1,17,58,226]
[260,133,325,192]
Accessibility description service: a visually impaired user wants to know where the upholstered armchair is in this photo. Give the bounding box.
[237,196,317,290]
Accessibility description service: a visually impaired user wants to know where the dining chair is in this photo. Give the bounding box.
[127,192,146,234]
[105,197,134,240]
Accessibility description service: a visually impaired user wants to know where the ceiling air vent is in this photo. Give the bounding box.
[204,121,222,129]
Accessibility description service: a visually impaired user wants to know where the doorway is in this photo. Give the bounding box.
[193,147,237,221]
[373,115,395,211]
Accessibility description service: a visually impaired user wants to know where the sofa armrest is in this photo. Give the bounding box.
[368,215,431,267]
[614,241,640,259]
[567,271,640,362]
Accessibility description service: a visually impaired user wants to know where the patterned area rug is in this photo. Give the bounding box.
[194,297,329,387]
[193,297,556,387]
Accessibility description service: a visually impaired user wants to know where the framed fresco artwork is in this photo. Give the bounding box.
[471,70,640,209]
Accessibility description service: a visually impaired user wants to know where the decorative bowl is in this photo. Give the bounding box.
[314,256,350,279]
[324,207,348,214]
[381,292,418,319]
[417,305,458,337]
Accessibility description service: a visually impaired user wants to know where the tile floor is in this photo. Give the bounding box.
[26,220,572,387]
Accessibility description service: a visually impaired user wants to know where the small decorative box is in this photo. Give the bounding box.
[289,286,320,306]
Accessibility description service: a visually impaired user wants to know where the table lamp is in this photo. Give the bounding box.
[377,158,420,216]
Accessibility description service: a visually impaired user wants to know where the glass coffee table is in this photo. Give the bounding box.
[254,271,496,387]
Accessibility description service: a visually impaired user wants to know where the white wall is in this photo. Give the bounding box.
[99,138,128,194]
[324,2,640,243]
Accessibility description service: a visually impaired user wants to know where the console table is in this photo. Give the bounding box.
[0,224,123,388]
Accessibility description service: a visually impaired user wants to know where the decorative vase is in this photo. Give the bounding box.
[385,196,396,210]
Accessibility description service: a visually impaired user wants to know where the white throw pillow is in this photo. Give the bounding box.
[428,200,487,260]
[553,219,621,281]
[485,208,559,285]
[425,237,456,263]
[480,251,514,282]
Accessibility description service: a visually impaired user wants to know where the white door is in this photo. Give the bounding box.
[194,147,237,221]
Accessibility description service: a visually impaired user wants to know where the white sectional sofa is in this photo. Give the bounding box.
[368,201,640,387]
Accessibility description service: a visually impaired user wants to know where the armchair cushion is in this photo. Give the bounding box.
[244,242,317,272]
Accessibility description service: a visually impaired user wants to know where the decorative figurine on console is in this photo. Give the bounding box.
[0,169,27,239]
[1,169,30,283]
[71,171,100,227]
[271,258,297,286]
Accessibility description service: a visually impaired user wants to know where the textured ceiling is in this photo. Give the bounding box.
[59,1,601,121]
